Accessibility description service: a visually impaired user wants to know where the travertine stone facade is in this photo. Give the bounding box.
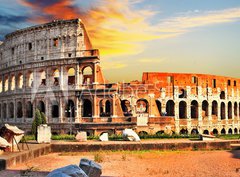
[0,19,239,135]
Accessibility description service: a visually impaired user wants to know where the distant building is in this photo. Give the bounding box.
[0,19,239,136]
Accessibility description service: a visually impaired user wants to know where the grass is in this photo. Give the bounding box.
[94,153,104,163]
[217,134,240,140]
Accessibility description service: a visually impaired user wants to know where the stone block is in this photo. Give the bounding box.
[79,158,102,177]
[99,133,108,142]
[37,124,52,143]
[122,129,140,141]
[46,165,88,177]
[76,131,87,142]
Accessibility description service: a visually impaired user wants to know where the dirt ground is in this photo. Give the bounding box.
[1,150,240,177]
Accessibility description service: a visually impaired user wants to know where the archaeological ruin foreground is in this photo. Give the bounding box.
[0,19,239,136]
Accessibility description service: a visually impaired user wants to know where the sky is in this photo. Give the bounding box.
[0,0,240,82]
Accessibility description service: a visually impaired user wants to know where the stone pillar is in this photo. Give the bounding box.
[148,94,155,117]
[60,66,64,90]
[93,95,99,118]
[93,63,98,84]
[112,94,117,118]
[217,104,221,121]
[198,103,202,121]
[187,102,191,131]
[14,100,17,122]
[208,102,212,121]
[59,97,64,123]
[22,98,26,123]
[75,64,80,89]
[175,101,179,120]
[79,71,83,86]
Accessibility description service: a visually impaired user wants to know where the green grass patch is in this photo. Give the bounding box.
[216,134,240,140]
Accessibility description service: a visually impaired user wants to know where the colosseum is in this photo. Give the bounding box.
[0,19,239,136]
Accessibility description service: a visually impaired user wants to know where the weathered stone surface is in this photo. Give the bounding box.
[79,158,102,177]
[122,129,140,141]
[46,165,88,177]
[76,131,87,142]
[99,133,108,142]
[0,136,11,148]
[37,124,51,143]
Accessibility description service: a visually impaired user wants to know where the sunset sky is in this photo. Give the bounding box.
[0,0,240,82]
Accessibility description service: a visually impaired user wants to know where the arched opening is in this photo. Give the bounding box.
[26,101,33,118]
[27,72,33,87]
[100,100,111,117]
[191,100,198,119]
[212,101,218,117]
[68,68,75,85]
[221,128,226,135]
[180,129,188,135]
[228,102,232,119]
[166,100,175,116]
[17,73,23,89]
[3,103,6,118]
[83,99,92,117]
[202,101,208,118]
[220,91,225,99]
[10,75,15,90]
[234,128,238,134]
[156,100,162,116]
[228,128,232,134]
[234,102,237,118]
[82,66,93,85]
[52,101,59,118]
[38,101,45,113]
[191,129,199,135]
[121,100,132,116]
[53,69,60,86]
[203,130,209,135]
[9,102,14,118]
[179,88,187,98]
[40,71,46,86]
[179,101,187,119]
[4,76,8,91]
[65,100,75,118]
[17,102,23,118]
[136,99,149,113]
[212,129,218,135]
[0,80,2,93]
[220,102,226,120]
[138,131,148,137]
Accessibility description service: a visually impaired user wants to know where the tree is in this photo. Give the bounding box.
[31,109,48,140]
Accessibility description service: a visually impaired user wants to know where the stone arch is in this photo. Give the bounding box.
[202,100,209,118]
[191,100,198,119]
[82,66,93,85]
[17,73,23,89]
[234,128,238,134]
[17,101,23,118]
[40,71,46,86]
[203,130,209,135]
[65,99,75,118]
[212,129,218,135]
[83,99,92,117]
[136,99,149,113]
[228,128,232,134]
[191,129,199,135]
[100,99,111,117]
[212,101,218,117]
[234,102,237,118]
[53,69,60,86]
[180,129,188,135]
[228,102,232,119]
[156,100,162,116]
[179,101,187,119]
[220,102,226,119]
[26,72,33,87]
[221,128,226,134]
[26,101,33,118]
[37,101,45,113]
[121,100,132,116]
[166,100,175,116]
[9,102,14,118]
[51,100,59,118]
[68,68,75,85]
[0,80,2,93]
[138,131,148,137]
[220,91,225,99]
[4,76,8,91]
[10,75,15,90]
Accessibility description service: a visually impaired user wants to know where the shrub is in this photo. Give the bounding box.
[31,109,48,140]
